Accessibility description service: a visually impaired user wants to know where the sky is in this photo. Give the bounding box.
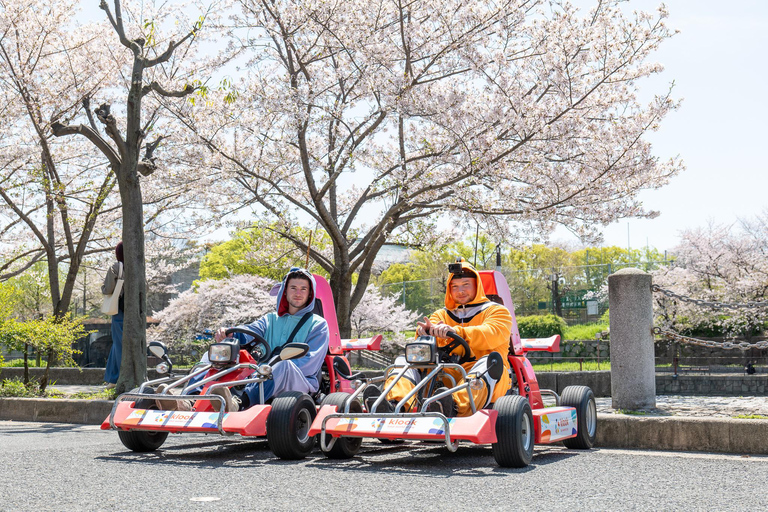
[560,0,768,252]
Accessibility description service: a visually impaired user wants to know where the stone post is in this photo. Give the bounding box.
[608,268,656,410]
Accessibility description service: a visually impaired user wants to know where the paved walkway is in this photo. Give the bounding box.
[596,395,768,417]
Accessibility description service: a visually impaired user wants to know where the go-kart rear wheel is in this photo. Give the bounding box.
[560,385,597,449]
[117,400,169,452]
[320,393,363,459]
[267,391,317,460]
[492,395,533,468]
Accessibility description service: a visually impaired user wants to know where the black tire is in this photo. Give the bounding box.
[560,385,597,449]
[320,393,363,458]
[117,400,169,452]
[492,395,534,468]
[267,391,317,460]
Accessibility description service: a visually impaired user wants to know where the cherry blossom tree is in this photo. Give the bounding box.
[350,285,420,339]
[652,216,768,338]
[172,0,683,336]
[47,0,224,391]
[0,0,121,314]
[148,274,274,352]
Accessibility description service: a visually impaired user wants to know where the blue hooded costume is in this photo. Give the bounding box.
[233,268,329,405]
[190,268,329,407]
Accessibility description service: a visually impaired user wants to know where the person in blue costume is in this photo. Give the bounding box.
[157,268,329,412]
[101,242,124,389]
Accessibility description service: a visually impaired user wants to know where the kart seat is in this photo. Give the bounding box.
[313,298,325,317]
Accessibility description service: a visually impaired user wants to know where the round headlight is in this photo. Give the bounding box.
[258,364,272,377]
[155,362,170,374]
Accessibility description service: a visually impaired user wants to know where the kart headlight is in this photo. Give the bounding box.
[155,362,170,374]
[208,341,239,364]
[406,336,437,364]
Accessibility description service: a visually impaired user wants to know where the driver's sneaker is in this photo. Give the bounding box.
[209,387,239,413]
[426,387,457,417]
[155,383,192,411]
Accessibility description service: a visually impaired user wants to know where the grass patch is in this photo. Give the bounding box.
[67,388,116,400]
[0,359,48,368]
[616,409,650,416]
[529,360,610,372]
[733,414,768,420]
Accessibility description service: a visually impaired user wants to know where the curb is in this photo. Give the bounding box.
[1,398,767,455]
[0,398,113,425]
[595,413,768,455]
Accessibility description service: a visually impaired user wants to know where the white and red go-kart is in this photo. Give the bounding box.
[308,270,597,467]
[101,274,382,460]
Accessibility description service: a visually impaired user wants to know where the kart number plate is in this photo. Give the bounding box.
[331,416,454,436]
[124,409,223,429]
[538,408,577,442]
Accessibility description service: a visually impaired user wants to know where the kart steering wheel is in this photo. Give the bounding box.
[225,327,272,363]
[437,331,475,365]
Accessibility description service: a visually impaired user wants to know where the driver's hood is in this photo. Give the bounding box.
[276,267,317,317]
[444,259,490,310]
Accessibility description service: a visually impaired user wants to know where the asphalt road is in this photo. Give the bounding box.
[1,421,767,511]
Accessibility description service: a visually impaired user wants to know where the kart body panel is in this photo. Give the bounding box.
[101,402,271,436]
[532,406,578,443]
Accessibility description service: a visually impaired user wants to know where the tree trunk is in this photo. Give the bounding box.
[115,169,148,392]
[331,266,353,339]
[23,344,29,386]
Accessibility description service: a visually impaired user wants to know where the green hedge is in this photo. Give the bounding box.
[517,314,567,338]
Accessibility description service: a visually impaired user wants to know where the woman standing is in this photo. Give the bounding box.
[102,242,124,389]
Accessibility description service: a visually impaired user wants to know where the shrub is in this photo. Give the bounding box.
[517,314,567,338]
[563,322,609,341]
[0,378,35,397]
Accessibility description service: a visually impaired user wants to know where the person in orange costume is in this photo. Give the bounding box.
[378,258,513,417]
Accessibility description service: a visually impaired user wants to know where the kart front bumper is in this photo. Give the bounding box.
[101,397,272,437]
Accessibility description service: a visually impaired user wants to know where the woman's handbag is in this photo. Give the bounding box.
[101,262,124,315]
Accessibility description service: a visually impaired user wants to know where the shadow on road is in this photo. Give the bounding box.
[96,435,583,474]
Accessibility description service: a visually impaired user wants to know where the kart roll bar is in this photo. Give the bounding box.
[138,364,212,394]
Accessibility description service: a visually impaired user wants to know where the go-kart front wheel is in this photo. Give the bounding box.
[560,385,597,449]
[492,395,534,468]
[267,391,317,460]
[320,393,363,459]
[117,399,169,452]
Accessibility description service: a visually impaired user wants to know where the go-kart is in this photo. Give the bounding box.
[101,274,381,460]
[308,270,597,467]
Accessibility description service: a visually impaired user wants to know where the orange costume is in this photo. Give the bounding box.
[387,260,512,416]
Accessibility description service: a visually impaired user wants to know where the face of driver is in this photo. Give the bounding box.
[450,276,477,306]
[285,276,312,314]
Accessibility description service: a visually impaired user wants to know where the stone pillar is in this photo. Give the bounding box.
[608,268,656,410]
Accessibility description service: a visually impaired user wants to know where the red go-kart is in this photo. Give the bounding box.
[101,274,381,460]
[308,270,597,467]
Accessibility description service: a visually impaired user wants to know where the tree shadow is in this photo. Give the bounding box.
[0,422,95,435]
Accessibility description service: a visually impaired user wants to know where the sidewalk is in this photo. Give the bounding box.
[2,386,768,455]
[596,395,768,418]
[34,385,768,418]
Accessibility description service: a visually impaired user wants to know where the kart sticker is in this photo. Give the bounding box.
[331,416,455,436]
[538,409,577,442]
[123,409,224,429]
